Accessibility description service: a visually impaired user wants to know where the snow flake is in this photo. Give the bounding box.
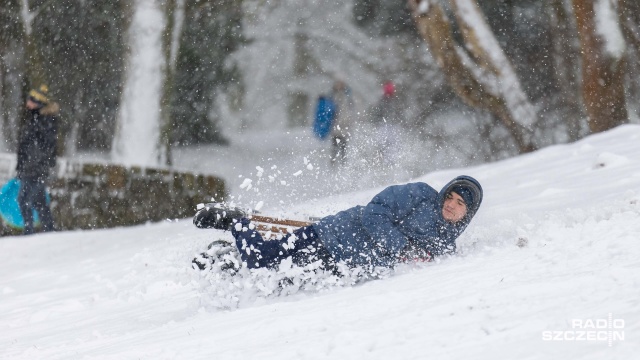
[240,178,253,190]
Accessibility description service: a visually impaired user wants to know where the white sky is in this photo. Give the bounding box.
[1,124,639,359]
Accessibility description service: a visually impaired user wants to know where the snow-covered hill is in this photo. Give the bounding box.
[1,125,639,359]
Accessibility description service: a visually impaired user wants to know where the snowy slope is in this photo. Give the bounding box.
[1,125,640,359]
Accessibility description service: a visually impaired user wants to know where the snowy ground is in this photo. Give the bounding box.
[1,125,639,359]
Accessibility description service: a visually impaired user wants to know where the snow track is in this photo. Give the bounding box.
[1,125,640,359]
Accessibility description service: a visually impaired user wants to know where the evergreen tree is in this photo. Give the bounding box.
[35,0,130,151]
[171,0,244,146]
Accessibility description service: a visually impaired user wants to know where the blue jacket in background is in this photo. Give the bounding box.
[314,176,483,268]
[312,96,336,140]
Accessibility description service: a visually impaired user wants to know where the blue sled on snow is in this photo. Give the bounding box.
[0,177,49,229]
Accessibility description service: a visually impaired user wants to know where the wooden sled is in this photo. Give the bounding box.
[249,214,313,239]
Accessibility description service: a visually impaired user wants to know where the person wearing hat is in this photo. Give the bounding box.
[15,84,59,234]
[193,175,483,273]
[329,79,356,166]
[370,80,403,166]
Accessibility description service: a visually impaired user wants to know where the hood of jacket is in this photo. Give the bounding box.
[38,102,60,116]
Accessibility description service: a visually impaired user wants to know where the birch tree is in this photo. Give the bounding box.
[547,0,585,141]
[112,0,162,166]
[409,0,537,153]
[617,0,640,116]
[113,0,185,167]
[158,0,185,166]
[572,0,628,133]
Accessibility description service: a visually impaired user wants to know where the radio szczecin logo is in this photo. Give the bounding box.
[542,313,625,347]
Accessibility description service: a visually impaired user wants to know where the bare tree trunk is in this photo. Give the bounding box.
[1,0,23,150]
[158,0,184,166]
[572,0,628,133]
[619,0,640,49]
[19,0,47,88]
[112,0,165,167]
[619,0,640,119]
[23,36,45,89]
[548,0,585,141]
[409,0,536,153]
[0,60,5,152]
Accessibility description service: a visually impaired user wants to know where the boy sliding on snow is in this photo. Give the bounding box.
[193,175,482,274]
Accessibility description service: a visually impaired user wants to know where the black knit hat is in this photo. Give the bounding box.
[450,185,474,207]
[441,175,483,219]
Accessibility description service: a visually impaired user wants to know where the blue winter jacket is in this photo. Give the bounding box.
[314,176,482,268]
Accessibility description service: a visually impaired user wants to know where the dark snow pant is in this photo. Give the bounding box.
[231,218,335,270]
[17,177,54,235]
[331,134,348,165]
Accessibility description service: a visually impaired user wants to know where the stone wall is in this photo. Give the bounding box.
[0,154,226,234]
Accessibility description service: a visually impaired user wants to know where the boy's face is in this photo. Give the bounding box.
[442,191,467,222]
[26,98,41,110]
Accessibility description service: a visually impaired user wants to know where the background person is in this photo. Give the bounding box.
[329,80,356,165]
[370,80,402,166]
[16,84,59,235]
